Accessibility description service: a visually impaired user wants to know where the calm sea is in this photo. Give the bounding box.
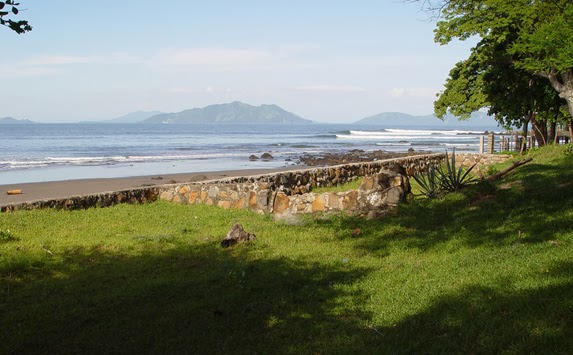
[0,123,497,184]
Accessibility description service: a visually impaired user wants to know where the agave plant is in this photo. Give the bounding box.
[412,163,442,198]
[437,148,478,192]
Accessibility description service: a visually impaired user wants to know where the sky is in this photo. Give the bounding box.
[1,1,476,123]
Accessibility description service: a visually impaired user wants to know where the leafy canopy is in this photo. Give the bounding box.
[431,0,573,123]
[0,0,31,34]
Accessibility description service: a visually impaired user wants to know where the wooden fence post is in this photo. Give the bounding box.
[487,133,495,154]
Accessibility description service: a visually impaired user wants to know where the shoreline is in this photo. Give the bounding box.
[0,167,296,206]
[0,150,420,206]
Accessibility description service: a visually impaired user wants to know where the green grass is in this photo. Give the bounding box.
[312,177,363,193]
[1,145,572,353]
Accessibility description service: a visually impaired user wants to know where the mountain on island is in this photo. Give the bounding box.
[104,110,165,123]
[142,101,313,124]
[0,117,35,124]
[355,111,499,128]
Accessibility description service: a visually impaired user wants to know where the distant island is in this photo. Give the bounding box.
[80,110,165,124]
[354,111,499,128]
[0,117,35,124]
[142,101,313,124]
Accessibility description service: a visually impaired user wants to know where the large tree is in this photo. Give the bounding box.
[433,7,568,147]
[423,0,573,136]
[0,0,31,34]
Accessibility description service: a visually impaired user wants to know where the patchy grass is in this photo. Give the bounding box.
[0,145,572,353]
[312,177,363,193]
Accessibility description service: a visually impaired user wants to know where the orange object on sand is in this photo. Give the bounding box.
[6,189,22,195]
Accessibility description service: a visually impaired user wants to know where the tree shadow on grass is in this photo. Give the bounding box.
[376,261,573,354]
[314,157,573,255]
[1,242,378,354]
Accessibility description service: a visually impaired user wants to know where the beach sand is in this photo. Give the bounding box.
[0,167,296,206]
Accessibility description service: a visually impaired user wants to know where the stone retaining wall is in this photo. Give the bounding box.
[197,154,445,195]
[1,153,510,214]
[1,188,160,212]
[456,153,512,174]
[157,154,443,215]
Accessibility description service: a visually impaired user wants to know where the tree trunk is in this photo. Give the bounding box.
[569,118,573,143]
[542,69,573,120]
[530,114,547,147]
[548,120,557,144]
[520,115,530,154]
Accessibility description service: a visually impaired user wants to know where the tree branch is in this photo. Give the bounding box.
[486,158,533,181]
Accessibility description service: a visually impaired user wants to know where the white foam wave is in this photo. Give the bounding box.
[0,152,252,170]
[337,134,477,140]
[384,128,483,135]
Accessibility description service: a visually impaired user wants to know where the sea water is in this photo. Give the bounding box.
[0,123,498,184]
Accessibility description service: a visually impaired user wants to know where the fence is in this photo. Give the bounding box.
[479,130,571,154]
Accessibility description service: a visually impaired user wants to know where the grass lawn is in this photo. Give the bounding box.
[1,145,572,354]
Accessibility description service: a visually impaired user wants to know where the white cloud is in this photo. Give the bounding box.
[388,87,438,98]
[295,85,366,93]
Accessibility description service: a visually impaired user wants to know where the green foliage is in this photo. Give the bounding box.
[0,1,31,34]
[412,164,442,198]
[438,149,479,192]
[413,149,478,198]
[433,0,573,126]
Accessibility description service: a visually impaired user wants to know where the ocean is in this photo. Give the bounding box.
[0,123,497,184]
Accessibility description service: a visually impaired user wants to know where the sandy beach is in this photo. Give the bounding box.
[0,149,421,207]
[0,167,296,206]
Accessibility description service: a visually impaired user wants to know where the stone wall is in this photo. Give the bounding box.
[456,153,512,174]
[157,155,443,216]
[1,188,160,212]
[1,153,510,214]
[198,153,446,195]
[158,167,410,217]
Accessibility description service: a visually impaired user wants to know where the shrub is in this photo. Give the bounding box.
[412,164,442,198]
[413,149,478,198]
[438,149,478,192]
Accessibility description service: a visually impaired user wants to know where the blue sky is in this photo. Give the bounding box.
[1,1,475,123]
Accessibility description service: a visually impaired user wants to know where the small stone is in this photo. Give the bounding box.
[249,155,259,161]
[261,152,274,160]
[221,223,256,248]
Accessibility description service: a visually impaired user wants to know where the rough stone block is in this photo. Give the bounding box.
[233,197,246,209]
[208,186,220,198]
[249,191,258,209]
[218,200,231,209]
[328,193,340,209]
[312,195,325,212]
[188,190,199,204]
[160,191,174,201]
[342,191,359,210]
[273,192,290,214]
[359,176,375,191]
[387,187,404,205]
[258,190,270,207]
